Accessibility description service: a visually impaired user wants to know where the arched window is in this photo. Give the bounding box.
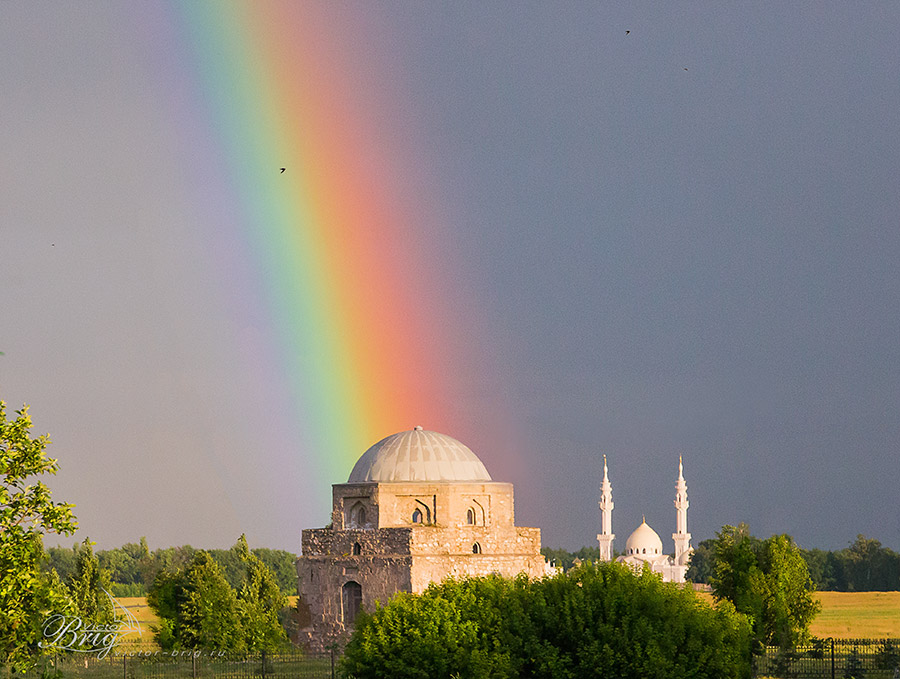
[412,508,423,524]
[352,542,361,556]
[348,502,367,529]
[466,508,475,525]
[342,581,362,625]
[642,548,646,554]
[472,542,482,554]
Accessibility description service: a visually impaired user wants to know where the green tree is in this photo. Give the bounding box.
[206,546,245,591]
[710,524,820,649]
[0,402,78,672]
[539,545,603,571]
[147,537,288,653]
[148,551,244,652]
[686,537,716,584]
[250,548,300,595]
[342,563,752,679]
[233,535,287,652]
[342,585,498,678]
[800,548,840,591]
[181,552,243,651]
[710,524,764,631]
[755,535,821,648]
[67,539,116,629]
[43,544,78,582]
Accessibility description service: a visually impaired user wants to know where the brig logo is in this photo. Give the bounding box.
[39,588,141,658]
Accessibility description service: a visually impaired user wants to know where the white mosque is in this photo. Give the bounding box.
[596,456,693,583]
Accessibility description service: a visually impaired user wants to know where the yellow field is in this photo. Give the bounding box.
[114,596,301,649]
[697,591,900,639]
[810,591,900,639]
[112,597,158,648]
[115,592,900,646]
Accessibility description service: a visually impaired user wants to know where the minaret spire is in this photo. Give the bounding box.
[597,454,615,561]
[672,455,692,567]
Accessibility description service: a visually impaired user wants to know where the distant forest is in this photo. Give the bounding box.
[43,538,298,597]
[45,533,898,597]
[542,534,900,592]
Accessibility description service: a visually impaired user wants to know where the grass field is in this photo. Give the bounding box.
[117,592,900,648]
[678,591,900,640]
[810,591,900,639]
[115,597,159,649]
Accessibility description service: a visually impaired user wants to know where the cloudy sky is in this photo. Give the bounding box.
[2,3,898,553]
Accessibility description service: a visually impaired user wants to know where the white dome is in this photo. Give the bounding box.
[625,520,664,557]
[347,427,493,483]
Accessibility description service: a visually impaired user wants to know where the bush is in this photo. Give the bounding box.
[341,562,752,679]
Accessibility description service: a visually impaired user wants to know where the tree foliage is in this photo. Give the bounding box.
[709,524,820,649]
[540,545,602,570]
[149,551,243,652]
[233,536,287,653]
[45,537,299,597]
[0,402,77,672]
[147,536,288,652]
[67,539,116,629]
[685,537,716,584]
[342,562,752,679]
[691,533,900,592]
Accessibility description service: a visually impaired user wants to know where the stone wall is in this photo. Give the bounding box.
[331,481,516,530]
[409,524,540,557]
[297,527,415,652]
[297,481,548,652]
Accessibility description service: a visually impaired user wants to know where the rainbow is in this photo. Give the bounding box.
[168,4,471,500]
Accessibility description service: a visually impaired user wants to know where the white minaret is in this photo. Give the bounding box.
[597,455,615,561]
[672,455,692,566]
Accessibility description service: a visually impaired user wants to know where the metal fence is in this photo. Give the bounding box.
[9,649,338,679]
[756,638,900,678]
[12,638,900,679]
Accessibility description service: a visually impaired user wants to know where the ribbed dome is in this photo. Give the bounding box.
[347,427,492,483]
[625,520,664,557]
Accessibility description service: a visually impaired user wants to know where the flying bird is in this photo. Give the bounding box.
[683,67,689,71]
[280,168,286,173]
[625,30,630,35]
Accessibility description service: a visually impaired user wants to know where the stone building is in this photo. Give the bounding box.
[296,426,549,650]
[597,456,693,583]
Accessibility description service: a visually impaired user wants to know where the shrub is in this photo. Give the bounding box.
[341,562,752,679]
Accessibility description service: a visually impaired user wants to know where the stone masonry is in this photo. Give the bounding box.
[296,478,549,651]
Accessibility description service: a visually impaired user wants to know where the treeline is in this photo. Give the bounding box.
[688,534,900,592]
[44,537,298,597]
[545,533,900,591]
[540,546,601,570]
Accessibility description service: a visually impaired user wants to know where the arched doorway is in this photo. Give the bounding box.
[342,581,362,625]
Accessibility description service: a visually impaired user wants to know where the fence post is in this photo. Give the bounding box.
[123,652,127,679]
[261,650,266,679]
[831,638,835,679]
[192,652,197,679]
[330,647,335,679]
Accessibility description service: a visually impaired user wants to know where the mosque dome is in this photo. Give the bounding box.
[624,519,664,557]
[347,427,493,483]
